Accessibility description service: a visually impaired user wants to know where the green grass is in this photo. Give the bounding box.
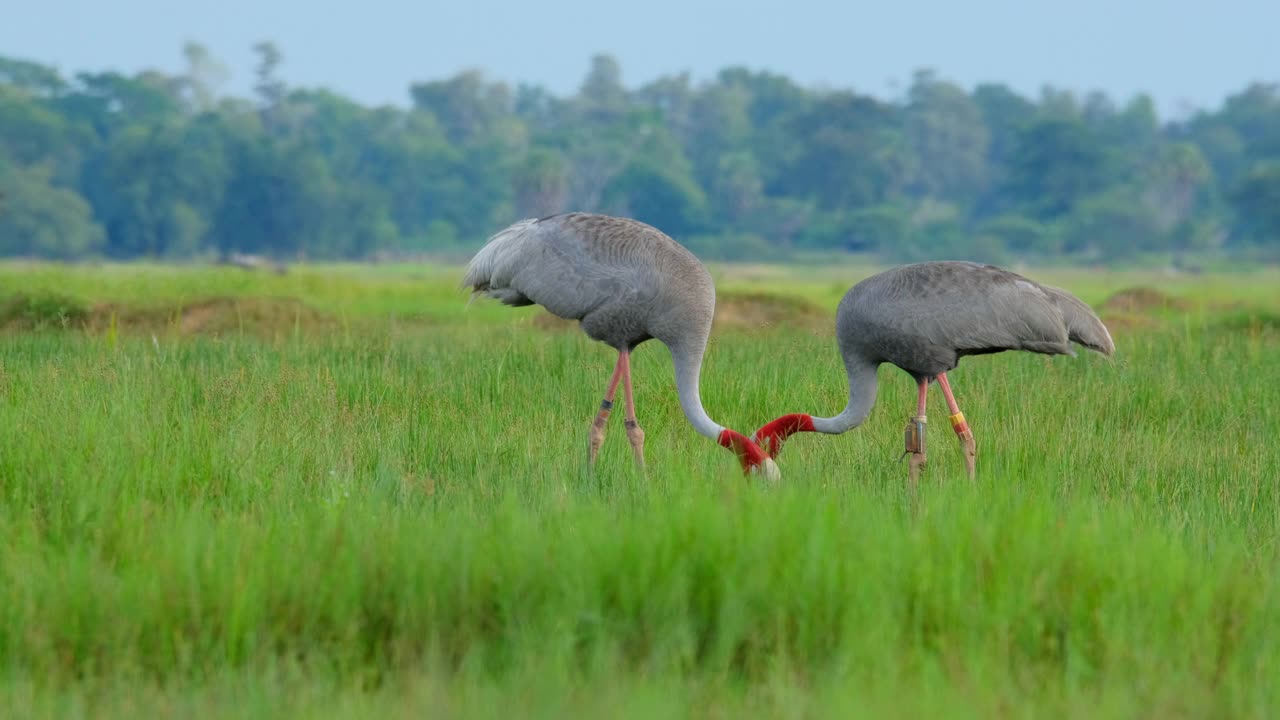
[1,261,1278,718]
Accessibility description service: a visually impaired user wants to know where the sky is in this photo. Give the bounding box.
[1,0,1275,120]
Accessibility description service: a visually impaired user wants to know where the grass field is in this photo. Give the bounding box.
[2,260,1279,718]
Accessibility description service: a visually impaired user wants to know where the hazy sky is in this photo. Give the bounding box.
[2,0,1274,119]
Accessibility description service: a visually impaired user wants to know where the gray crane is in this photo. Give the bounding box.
[750,261,1114,483]
[463,212,780,481]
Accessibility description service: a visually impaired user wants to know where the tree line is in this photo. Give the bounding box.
[1,44,1278,265]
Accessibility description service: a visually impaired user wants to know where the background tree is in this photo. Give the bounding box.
[0,161,104,259]
[904,69,990,205]
[0,46,1275,263]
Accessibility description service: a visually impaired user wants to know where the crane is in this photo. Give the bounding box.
[463,212,780,481]
[750,261,1114,483]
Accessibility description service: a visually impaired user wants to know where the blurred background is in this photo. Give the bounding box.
[1,0,1277,269]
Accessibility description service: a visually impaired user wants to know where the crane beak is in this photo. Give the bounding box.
[751,456,782,482]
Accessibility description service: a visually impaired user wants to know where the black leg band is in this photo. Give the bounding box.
[900,416,926,461]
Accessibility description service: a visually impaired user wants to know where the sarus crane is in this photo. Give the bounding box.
[463,212,780,481]
[751,261,1114,483]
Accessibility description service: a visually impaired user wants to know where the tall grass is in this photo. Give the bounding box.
[1,263,1277,717]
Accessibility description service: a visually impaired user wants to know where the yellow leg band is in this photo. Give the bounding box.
[949,412,966,430]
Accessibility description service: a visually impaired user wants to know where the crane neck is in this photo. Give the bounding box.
[810,354,879,434]
[751,352,879,458]
[669,338,726,440]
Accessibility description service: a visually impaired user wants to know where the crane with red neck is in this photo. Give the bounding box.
[464,212,779,481]
[753,261,1114,483]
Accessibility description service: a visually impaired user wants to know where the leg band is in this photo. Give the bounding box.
[903,415,926,456]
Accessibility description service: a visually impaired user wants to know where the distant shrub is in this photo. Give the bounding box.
[0,292,89,331]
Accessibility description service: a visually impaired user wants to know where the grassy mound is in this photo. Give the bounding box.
[86,296,339,337]
[1101,286,1190,314]
[0,292,89,331]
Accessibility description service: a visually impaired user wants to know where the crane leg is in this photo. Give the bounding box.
[904,379,928,487]
[620,350,646,471]
[588,351,627,467]
[936,373,976,479]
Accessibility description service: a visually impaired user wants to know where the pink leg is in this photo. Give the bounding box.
[936,373,976,479]
[588,351,628,466]
[620,351,645,470]
[905,378,928,486]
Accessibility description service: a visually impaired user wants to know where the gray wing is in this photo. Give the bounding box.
[845,262,1107,371]
[1037,284,1115,355]
[913,263,1076,357]
[461,214,660,322]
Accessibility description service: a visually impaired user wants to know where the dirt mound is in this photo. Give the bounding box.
[1102,287,1190,314]
[0,292,90,331]
[84,296,338,338]
[715,291,829,332]
[527,291,830,336]
[1097,312,1158,334]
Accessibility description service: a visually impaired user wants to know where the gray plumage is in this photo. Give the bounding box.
[753,260,1114,474]
[464,212,714,354]
[838,260,1114,382]
[464,212,779,479]
[822,260,1114,433]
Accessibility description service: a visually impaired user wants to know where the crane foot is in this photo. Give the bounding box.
[908,451,927,486]
[587,399,612,467]
[625,419,646,472]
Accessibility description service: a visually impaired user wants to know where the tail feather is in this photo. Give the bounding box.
[461,217,540,300]
[1044,285,1115,356]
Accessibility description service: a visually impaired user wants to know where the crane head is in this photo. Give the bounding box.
[717,429,781,482]
[753,456,782,482]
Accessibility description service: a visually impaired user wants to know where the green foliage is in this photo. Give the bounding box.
[976,214,1055,256]
[1003,117,1114,221]
[0,49,1278,263]
[1063,190,1167,260]
[905,69,990,203]
[513,147,568,217]
[0,290,89,330]
[1230,161,1280,245]
[0,163,105,258]
[837,205,911,253]
[602,160,709,236]
[0,263,1277,715]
